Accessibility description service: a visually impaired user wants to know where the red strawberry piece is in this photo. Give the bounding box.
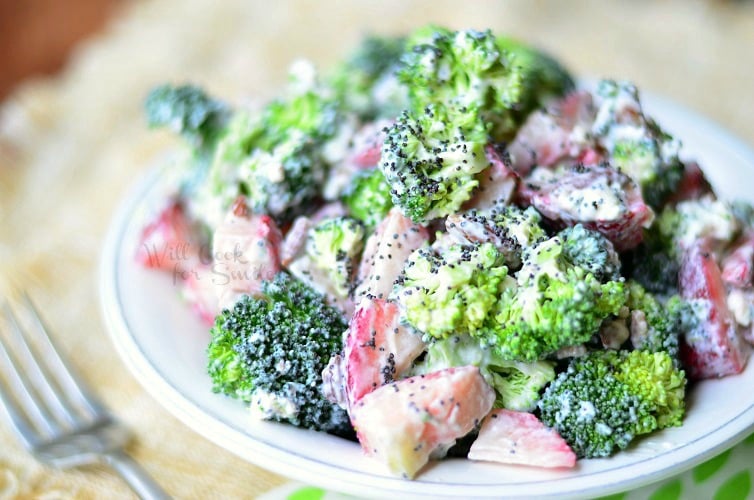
[721,231,754,289]
[517,164,653,251]
[679,239,749,379]
[468,409,576,468]
[350,366,495,478]
[135,200,196,270]
[344,298,425,406]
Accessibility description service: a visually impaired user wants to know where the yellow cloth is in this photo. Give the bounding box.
[0,0,753,497]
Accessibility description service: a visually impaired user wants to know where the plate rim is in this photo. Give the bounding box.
[99,90,754,499]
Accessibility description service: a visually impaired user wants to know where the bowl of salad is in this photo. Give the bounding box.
[101,26,754,498]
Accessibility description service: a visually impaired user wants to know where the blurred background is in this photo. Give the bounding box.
[0,0,120,100]
[0,0,753,497]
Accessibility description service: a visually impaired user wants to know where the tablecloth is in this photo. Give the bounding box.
[0,0,753,498]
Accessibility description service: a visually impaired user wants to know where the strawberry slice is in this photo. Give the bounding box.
[344,298,425,406]
[468,409,576,468]
[180,264,220,326]
[721,231,754,289]
[135,200,196,270]
[354,208,428,300]
[679,239,749,379]
[212,197,282,310]
[280,216,313,267]
[506,90,596,176]
[350,366,495,478]
[518,163,653,251]
[348,120,391,169]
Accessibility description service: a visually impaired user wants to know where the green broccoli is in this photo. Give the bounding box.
[560,224,621,283]
[204,111,326,222]
[412,333,555,412]
[622,195,737,294]
[206,273,352,436]
[611,126,684,209]
[539,350,686,458]
[199,63,342,223]
[490,206,549,265]
[145,84,230,152]
[306,217,366,297]
[626,281,687,364]
[380,103,490,223]
[495,36,575,131]
[490,359,555,412]
[490,235,627,361]
[592,80,683,209]
[330,34,408,120]
[398,27,523,137]
[342,168,394,230]
[394,242,509,339]
[629,198,741,294]
[623,223,680,295]
[657,197,741,254]
[447,206,547,270]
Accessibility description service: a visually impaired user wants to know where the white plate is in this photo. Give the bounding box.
[100,91,754,499]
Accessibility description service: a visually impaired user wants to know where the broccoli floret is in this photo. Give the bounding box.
[264,66,341,142]
[205,111,326,222]
[611,126,684,209]
[560,224,621,283]
[448,206,547,269]
[492,206,548,244]
[412,334,555,412]
[145,84,230,152]
[200,63,341,224]
[394,242,509,339]
[626,281,685,364]
[495,36,575,124]
[490,359,555,412]
[539,350,686,458]
[627,198,741,295]
[342,168,394,230]
[592,80,683,209]
[207,273,352,436]
[616,350,686,429]
[398,27,523,138]
[380,103,490,223]
[657,197,741,253]
[623,223,679,295]
[489,236,627,361]
[330,34,408,120]
[306,217,366,297]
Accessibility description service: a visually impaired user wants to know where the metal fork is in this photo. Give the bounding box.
[0,293,169,499]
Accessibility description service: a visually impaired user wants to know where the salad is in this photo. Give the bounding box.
[136,26,754,478]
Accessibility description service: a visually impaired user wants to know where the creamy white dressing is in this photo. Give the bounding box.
[727,288,752,327]
[676,197,740,248]
[249,388,298,421]
[549,182,626,221]
[600,123,646,153]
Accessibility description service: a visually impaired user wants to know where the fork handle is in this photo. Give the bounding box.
[103,450,171,500]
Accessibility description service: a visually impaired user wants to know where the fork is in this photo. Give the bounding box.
[0,293,169,499]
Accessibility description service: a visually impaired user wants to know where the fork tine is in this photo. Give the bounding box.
[0,308,57,440]
[3,301,84,430]
[20,293,107,417]
[0,373,37,449]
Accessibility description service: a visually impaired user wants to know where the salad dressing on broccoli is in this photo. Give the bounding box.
[138,25,754,478]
